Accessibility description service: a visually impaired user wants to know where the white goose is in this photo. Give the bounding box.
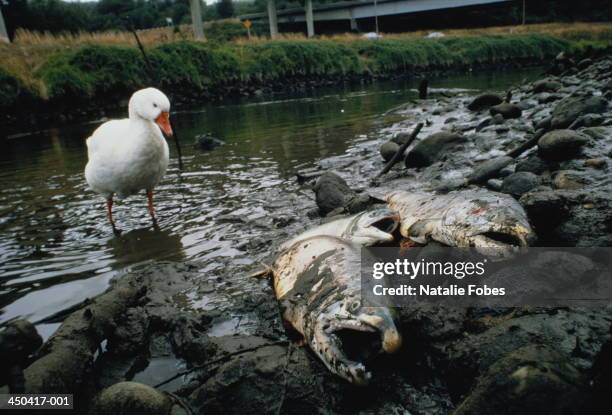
[85,88,172,232]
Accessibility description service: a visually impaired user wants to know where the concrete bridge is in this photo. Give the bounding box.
[240,0,512,37]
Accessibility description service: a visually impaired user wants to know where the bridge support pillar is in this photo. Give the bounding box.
[189,0,205,40]
[349,10,359,32]
[305,0,315,37]
[267,0,279,38]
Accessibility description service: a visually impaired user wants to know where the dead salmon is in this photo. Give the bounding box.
[386,189,535,251]
[272,235,402,385]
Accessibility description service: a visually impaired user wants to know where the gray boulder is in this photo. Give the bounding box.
[91,382,174,415]
[314,172,354,216]
[490,103,522,119]
[538,130,589,161]
[515,155,556,175]
[380,141,400,162]
[405,132,466,168]
[551,95,608,128]
[532,79,562,93]
[467,94,503,111]
[501,172,540,197]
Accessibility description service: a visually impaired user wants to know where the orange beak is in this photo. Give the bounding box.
[155,111,173,137]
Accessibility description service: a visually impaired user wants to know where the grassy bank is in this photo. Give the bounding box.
[1,25,608,116]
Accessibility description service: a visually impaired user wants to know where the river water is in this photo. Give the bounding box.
[0,69,541,337]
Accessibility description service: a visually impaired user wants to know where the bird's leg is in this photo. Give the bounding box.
[106,196,120,235]
[147,189,159,228]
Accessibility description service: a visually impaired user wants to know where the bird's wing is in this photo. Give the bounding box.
[86,119,130,158]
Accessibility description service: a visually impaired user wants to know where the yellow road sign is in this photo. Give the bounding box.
[243,20,252,29]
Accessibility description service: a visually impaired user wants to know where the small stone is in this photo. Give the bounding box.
[501,172,539,197]
[405,132,466,168]
[534,116,552,131]
[92,382,173,415]
[492,113,505,124]
[195,133,224,151]
[516,155,556,175]
[552,170,588,190]
[467,94,503,111]
[532,79,562,93]
[537,129,589,161]
[490,103,522,119]
[486,179,503,191]
[584,158,606,169]
[379,141,399,162]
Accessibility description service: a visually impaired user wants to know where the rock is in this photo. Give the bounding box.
[551,96,608,129]
[195,133,224,151]
[314,172,354,216]
[0,319,42,392]
[468,156,514,183]
[313,172,370,215]
[534,116,552,131]
[490,103,522,119]
[346,193,371,214]
[405,132,466,168]
[91,382,173,415]
[492,113,505,124]
[501,172,540,197]
[584,158,606,169]
[468,94,503,111]
[486,179,503,191]
[519,190,569,228]
[515,155,556,175]
[569,113,604,129]
[532,80,562,93]
[552,170,589,190]
[538,130,589,161]
[454,345,585,415]
[380,141,400,162]
[581,127,608,140]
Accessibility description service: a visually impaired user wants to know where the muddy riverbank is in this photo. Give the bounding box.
[1,52,611,414]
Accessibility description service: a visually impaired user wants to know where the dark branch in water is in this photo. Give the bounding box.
[375,122,424,180]
[506,128,546,158]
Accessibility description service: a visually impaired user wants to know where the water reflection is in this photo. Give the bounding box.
[107,228,185,265]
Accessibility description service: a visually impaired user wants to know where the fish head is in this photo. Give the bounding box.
[347,208,400,246]
[444,196,536,253]
[310,297,402,385]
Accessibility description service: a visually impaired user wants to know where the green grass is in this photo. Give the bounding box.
[0,34,573,113]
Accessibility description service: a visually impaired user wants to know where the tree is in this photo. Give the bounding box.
[216,0,234,19]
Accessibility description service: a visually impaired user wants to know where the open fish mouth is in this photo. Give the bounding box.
[357,208,400,244]
[318,315,402,385]
[370,215,399,235]
[475,231,526,247]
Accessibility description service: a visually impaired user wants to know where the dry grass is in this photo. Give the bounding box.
[1,21,609,98]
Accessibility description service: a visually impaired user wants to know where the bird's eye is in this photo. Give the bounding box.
[153,103,158,108]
